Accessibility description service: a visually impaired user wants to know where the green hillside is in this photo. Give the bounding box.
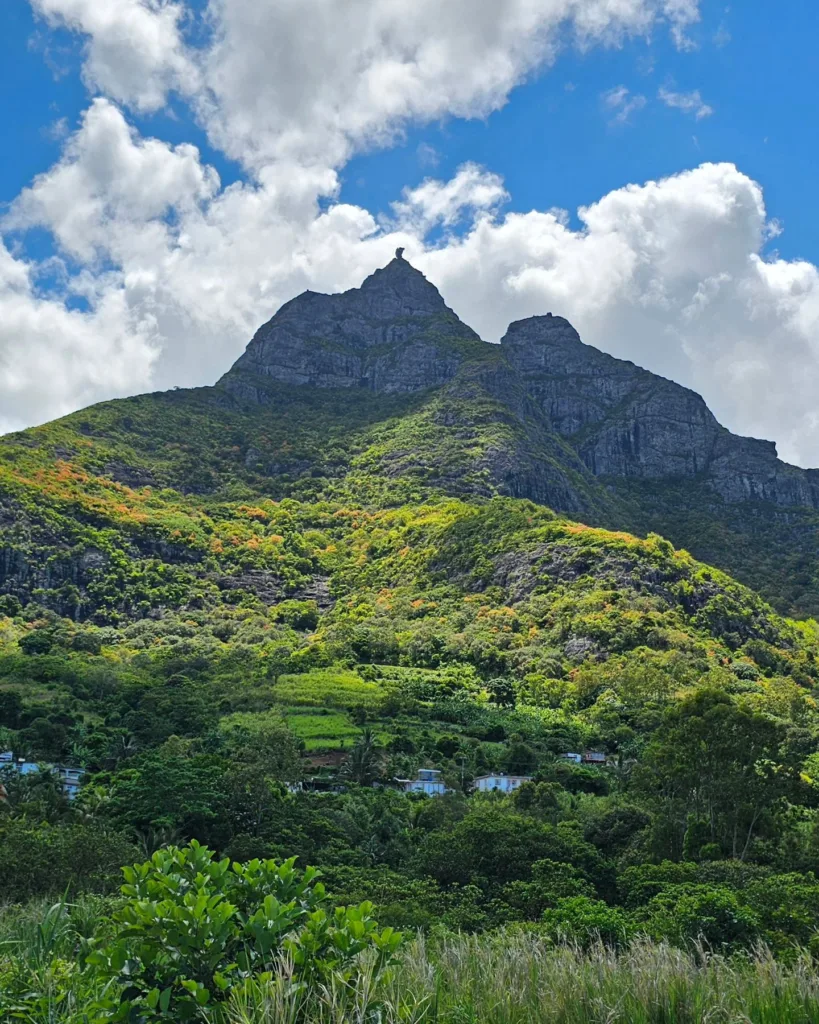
[5,314,819,1022]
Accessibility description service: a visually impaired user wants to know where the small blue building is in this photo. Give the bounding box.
[0,751,85,799]
[396,768,451,796]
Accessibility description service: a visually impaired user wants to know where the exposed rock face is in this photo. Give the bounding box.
[500,314,819,508]
[220,255,819,511]
[220,255,482,400]
[501,315,722,478]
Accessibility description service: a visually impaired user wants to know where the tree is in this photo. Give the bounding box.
[541,896,632,947]
[486,676,516,708]
[0,818,136,901]
[340,729,383,786]
[218,711,303,782]
[633,688,802,861]
[105,751,231,847]
[0,765,69,822]
[513,781,563,823]
[0,690,22,730]
[640,884,760,949]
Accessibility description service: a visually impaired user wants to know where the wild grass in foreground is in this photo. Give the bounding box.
[227,931,819,1024]
[4,891,819,1023]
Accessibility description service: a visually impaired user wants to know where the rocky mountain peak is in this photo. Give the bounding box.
[219,254,481,399]
[355,251,450,317]
[504,312,581,342]
[218,256,819,512]
[270,252,451,328]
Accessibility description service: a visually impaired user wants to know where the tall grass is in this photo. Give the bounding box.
[227,931,819,1024]
[4,902,819,1023]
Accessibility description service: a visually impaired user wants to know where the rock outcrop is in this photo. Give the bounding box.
[220,254,819,511]
[220,252,483,401]
[501,314,819,508]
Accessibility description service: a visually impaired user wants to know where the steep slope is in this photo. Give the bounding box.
[502,314,819,507]
[0,253,818,614]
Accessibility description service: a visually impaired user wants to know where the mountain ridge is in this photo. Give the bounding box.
[218,252,819,513]
[0,252,818,617]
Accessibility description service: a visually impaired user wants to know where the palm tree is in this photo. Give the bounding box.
[340,729,383,786]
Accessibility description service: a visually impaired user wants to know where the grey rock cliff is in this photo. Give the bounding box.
[219,255,819,511]
[220,254,482,400]
[500,314,819,508]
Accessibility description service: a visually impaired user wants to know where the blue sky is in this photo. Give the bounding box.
[342,2,819,264]
[4,1,818,261]
[2,0,819,468]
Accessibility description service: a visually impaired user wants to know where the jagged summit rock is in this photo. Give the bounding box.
[220,255,482,398]
[219,254,819,511]
[354,253,452,317]
[500,314,819,506]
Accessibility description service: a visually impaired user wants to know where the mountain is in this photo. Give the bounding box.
[0,251,818,616]
[221,251,819,510]
[7,249,819,963]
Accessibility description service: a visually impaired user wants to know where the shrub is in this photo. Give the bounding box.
[84,840,402,1021]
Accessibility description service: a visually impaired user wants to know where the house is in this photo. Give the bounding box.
[56,766,85,800]
[395,768,450,796]
[472,773,532,793]
[582,751,607,765]
[0,752,86,799]
[560,752,582,764]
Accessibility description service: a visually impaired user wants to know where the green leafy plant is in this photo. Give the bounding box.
[83,840,402,1021]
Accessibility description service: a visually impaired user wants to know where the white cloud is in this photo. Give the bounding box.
[662,0,701,49]
[30,0,198,112]
[392,164,508,232]
[602,85,647,123]
[30,0,702,170]
[659,85,713,119]
[7,99,219,263]
[416,143,441,169]
[197,0,699,168]
[0,239,157,432]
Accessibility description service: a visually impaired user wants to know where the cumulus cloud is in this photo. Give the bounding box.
[197,0,695,168]
[7,98,219,262]
[30,0,198,112]
[31,0,702,169]
[658,86,714,119]
[0,239,157,431]
[391,164,508,232]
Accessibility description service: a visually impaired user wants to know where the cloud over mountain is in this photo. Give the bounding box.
[4,0,819,467]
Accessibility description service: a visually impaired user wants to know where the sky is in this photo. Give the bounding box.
[2,1,819,466]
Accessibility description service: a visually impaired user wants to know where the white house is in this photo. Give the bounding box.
[472,773,532,793]
[395,768,451,796]
[560,752,582,764]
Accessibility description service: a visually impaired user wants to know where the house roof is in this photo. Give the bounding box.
[473,773,532,782]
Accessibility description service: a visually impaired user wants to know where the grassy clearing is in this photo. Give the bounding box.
[284,710,361,749]
[228,931,819,1024]
[284,708,394,750]
[274,669,389,710]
